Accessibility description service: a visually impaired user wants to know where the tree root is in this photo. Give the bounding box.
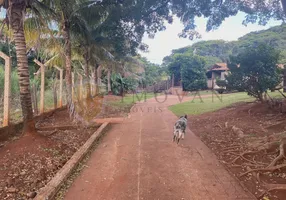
[240,163,286,177]
[267,139,286,168]
[215,124,222,129]
[264,183,286,192]
[257,182,286,199]
[229,151,261,165]
[222,145,241,151]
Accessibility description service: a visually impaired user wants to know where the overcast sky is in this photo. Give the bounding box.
[140,12,282,64]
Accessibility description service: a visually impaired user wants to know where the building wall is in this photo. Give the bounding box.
[221,71,228,80]
[207,71,228,89]
[207,79,213,89]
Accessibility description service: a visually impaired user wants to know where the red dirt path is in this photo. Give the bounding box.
[64,95,254,200]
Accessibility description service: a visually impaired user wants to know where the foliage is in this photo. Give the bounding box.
[139,57,166,87]
[167,53,186,85]
[167,53,207,91]
[226,44,282,102]
[109,73,139,95]
[0,67,19,96]
[0,42,17,67]
[167,40,233,67]
[181,56,207,91]
[123,77,139,93]
[215,79,227,94]
[216,79,227,88]
[164,24,286,70]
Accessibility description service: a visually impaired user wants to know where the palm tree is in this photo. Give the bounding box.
[44,0,98,105]
[0,0,53,134]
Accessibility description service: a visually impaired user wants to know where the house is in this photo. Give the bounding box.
[206,63,286,91]
[167,62,286,93]
[206,63,229,89]
[167,63,229,94]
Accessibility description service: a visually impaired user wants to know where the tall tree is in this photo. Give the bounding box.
[227,44,282,102]
[181,55,207,91]
[0,0,53,134]
[167,53,207,91]
[44,0,90,106]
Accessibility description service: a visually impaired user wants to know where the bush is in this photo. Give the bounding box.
[216,88,225,94]
[110,73,139,95]
[216,79,227,88]
[227,44,281,102]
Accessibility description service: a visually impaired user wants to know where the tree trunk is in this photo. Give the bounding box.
[84,46,91,99]
[93,64,98,95]
[63,22,72,107]
[97,65,102,86]
[281,1,286,92]
[31,83,38,115]
[95,64,99,92]
[282,0,286,15]
[107,69,111,94]
[53,80,58,109]
[284,68,286,93]
[10,2,36,135]
[258,93,264,103]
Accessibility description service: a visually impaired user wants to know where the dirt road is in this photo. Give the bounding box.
[64,95,254,200]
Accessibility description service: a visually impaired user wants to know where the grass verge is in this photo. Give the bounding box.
[169,92,254,116]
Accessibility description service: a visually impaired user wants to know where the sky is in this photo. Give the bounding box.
[140,12,283,64]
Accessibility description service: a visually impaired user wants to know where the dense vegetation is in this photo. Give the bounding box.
[167,54,207,91]
[164,24,286,69]
[227,44,282,102]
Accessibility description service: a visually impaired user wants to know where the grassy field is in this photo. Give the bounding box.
[188,90,215,96]
[169,92,254,116]
[171,90,286,116]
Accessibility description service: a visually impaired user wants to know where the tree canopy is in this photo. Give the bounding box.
[226,44,282,102]
[164,24,286,69]
[167,53,207,91]
[181,55,207,91]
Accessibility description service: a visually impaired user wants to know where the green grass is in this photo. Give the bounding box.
[188,90,215,96]
[169,92,255,116]
[267,90,286,99]
[189,90,286,99]
[44,89,56,111]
